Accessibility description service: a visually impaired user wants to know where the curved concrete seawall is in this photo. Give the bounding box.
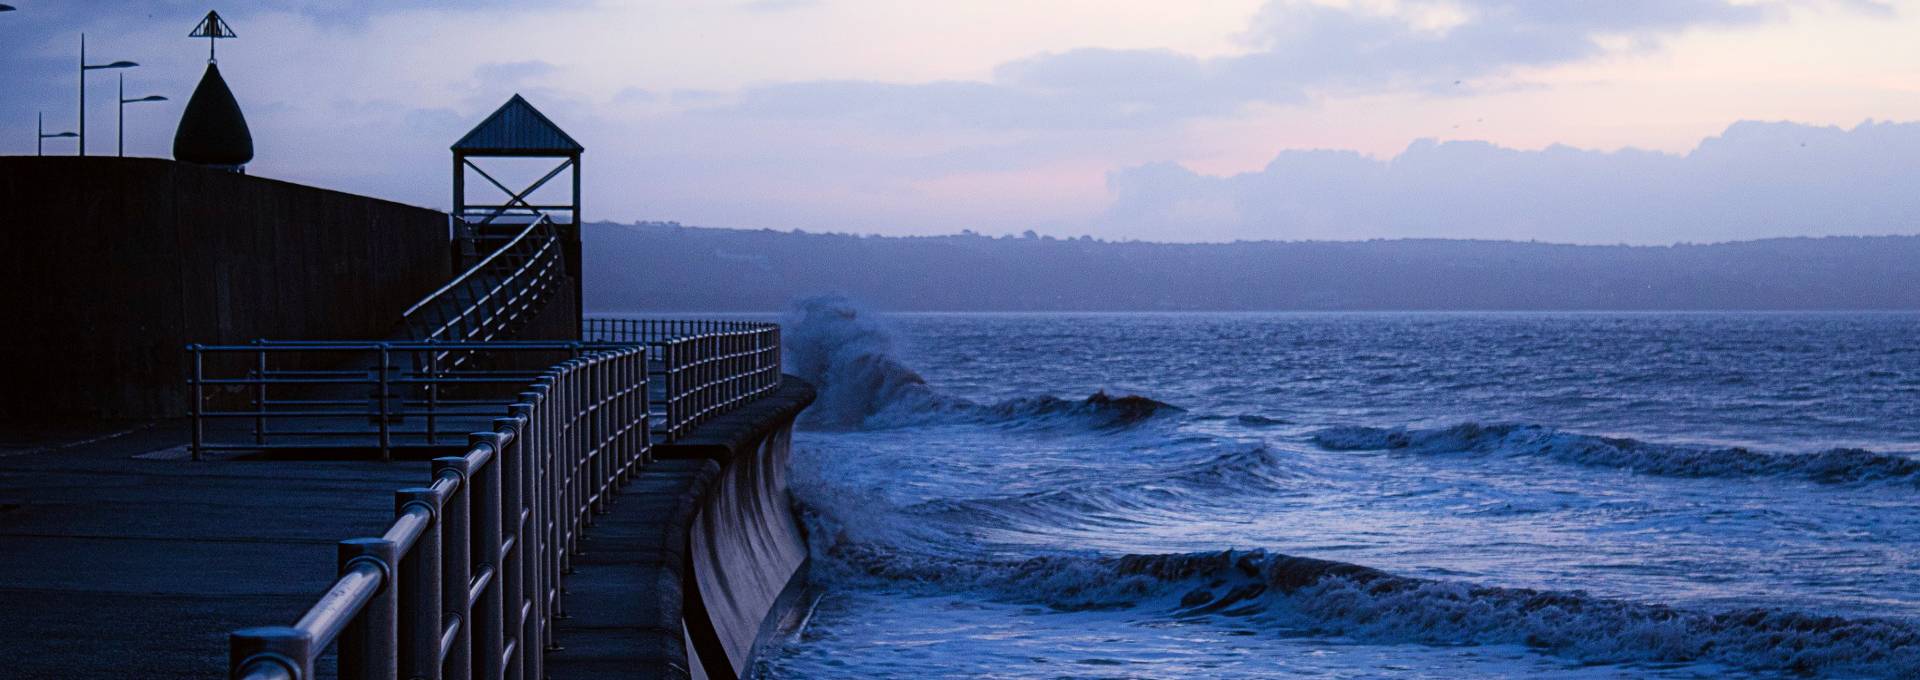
[682,422,809,678]
[549,377,814,680]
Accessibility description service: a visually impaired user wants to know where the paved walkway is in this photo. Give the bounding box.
[546,459,716,680]
[0,420,441,679]
[0,417,760,679]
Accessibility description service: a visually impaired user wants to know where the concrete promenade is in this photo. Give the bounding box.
[0,421,710,679]
[1,379,815,679]
[0,420,420,678]
[547,459,718,679]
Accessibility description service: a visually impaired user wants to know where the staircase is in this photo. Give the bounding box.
[397,214,568,348]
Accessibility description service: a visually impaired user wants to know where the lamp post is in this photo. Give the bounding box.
[79,33,138,156]
[117,73,168,157]
[37,112,78,156]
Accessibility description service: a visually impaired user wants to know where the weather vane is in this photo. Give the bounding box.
[189,10,236,63]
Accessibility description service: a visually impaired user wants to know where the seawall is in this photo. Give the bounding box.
[548,377,816,680]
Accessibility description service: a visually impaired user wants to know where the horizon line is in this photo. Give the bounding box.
[595,220,1920,249]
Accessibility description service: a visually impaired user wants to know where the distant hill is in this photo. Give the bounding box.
[582,222,1920,311]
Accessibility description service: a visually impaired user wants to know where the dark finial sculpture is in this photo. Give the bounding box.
[172,62,253,169]
[190,10,237,62]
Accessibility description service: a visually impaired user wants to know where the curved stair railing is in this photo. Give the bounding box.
[400,214,565,349]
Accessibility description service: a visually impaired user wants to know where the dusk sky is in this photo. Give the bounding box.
[7,0,1920,243]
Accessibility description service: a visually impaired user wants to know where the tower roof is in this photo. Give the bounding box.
[173,62,253,166]
[451,94,583,155]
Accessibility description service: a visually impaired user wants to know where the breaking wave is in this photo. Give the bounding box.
[1311,422,1920,485]
[782,295,938,427]
[813,543,1920,678]
[783,295,1178,429]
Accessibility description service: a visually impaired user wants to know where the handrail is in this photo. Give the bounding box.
[229,346,651,680]
[194,340,628,352]
[185,322,783,459]
[402,215,548,320]
[399,215,565,348]
[186,341,621,460]
[582,318,783,441]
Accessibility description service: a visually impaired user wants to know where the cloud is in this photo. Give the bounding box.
[1100,120,1920,244]
[471,61,558,88]
[723,0,1776,131]
[738,0,821,12]
[1228,0,1764,87]
[2,0,1906,242]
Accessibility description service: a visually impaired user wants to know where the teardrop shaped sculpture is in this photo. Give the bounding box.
[173,63,253,167]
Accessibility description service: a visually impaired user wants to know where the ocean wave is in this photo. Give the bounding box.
[1311,422,1920,485]
[902,444,1297,532]
[815,545,1920,678]
[1192,413,1291,427]
[784,295,1178,429]
[962,391,1182,429]
[782,295,940,428]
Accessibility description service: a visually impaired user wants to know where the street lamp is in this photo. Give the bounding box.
[117,73,168,157]
[79,33,138,156]
[37,112,78,156]
[0,5,17,12]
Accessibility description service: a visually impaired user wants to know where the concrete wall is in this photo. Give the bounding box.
[684,423,808,678]
[655,379,816,680]
[0,157,453,420]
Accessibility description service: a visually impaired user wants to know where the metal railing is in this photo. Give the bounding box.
[400,215,565,348]
[212,320,784,678]
[229,347,649,680]
[583,318,783,441]
[187,341,627,461]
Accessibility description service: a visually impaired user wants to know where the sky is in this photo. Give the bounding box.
[4,0,1920,244]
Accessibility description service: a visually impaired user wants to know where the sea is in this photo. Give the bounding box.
[747,299,1920,679]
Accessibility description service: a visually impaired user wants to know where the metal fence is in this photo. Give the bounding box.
[400,216,565,348]
[229,347,648,680]
[209,319,784,678]
[186,341,627,461]
[583,318,783,441]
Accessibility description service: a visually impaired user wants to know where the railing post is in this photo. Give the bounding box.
[707,333,718,423]
[493,414,527,680]
[642,348,652,450]
[667,340,677,440]
[425,348,440,446]
[469,432,507,680]
[639,347,653,460]
[528,375,563,641]
[556,363,575,561]
[507,401,540,680]
[231,626,315,680]
[254,341,267,446]
[676,340,687,440]
[338,537,399,680]
[703,334,715,426]
[190,344,205,461]
[591,357,608,515]
[620,351,639,477]
[431,456,473,680]
[395,488,443,680]
[378,344,393,461]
